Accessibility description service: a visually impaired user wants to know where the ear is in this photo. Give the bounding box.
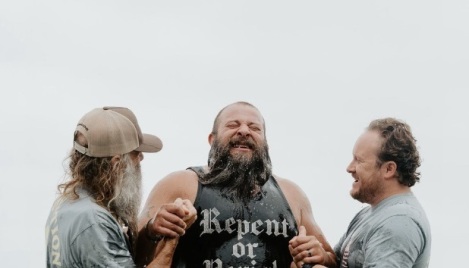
[208,133,215,145]
[382,161,398,180]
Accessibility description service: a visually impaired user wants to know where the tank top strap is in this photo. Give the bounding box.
[186,166,205,179]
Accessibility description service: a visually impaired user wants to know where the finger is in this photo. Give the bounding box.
[179,199,194,216]
[289,225,307,247]
[304,246,327,264]
[154,210,187,235]
[154,216,186,237]
[172,198,188,215]
[292,239,319,257]
[181,199,195,211]
[165,202,191,218]
[289,225,306,247]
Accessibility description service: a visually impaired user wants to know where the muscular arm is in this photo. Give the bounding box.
[135,170,198,266]
[277,177,337,268]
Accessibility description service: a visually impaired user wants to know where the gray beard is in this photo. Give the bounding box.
[201,137,272,202]
[112,156,142,228]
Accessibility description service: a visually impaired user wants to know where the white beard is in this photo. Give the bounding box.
[113,155,142,225]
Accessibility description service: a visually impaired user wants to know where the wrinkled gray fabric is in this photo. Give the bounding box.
[45,190,135,267]
[335,193,431,268]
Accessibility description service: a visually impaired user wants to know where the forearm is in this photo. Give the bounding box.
[316,232,337,268]
[145,238,179,268]
[135,220,162,266]
[323,251,338,268]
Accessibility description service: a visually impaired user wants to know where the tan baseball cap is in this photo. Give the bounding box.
[103,106,163,153]
[74,108,140,157]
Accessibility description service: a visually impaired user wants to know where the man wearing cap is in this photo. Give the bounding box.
[45,107,196,267]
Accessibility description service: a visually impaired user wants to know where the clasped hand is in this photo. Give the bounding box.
[148,198,197,239]
[289,226,329,268]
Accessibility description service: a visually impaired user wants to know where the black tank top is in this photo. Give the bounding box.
[171,166,298,268]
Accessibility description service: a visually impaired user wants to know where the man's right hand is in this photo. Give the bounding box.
[174,197,197,229]
[147,198,197,239]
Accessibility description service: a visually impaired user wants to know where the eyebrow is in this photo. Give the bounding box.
[225,120,261,126]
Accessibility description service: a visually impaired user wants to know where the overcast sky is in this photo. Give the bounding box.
[1,1,468,267]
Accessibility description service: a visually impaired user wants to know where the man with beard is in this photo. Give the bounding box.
[136,101,336,268]
[45,107,196,267]
[315,118,431,268]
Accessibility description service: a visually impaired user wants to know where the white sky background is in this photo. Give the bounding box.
[1,1,468,267]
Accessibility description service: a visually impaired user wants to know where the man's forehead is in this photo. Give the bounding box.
[219,104,263,124]
[354,131,381,154]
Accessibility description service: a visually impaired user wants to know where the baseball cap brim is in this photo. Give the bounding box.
[136,133,163,152]
[103,106,163,153]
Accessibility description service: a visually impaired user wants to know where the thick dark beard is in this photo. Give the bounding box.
[201,136,272,203]
[110,154,142,252]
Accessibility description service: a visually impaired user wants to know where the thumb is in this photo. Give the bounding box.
[298,225,307,237]
[174,197,183,206]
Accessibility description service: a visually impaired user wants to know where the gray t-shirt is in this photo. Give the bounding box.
[45,190,135,267]
[334,192,431,268]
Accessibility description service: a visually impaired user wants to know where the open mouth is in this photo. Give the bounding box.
[233,144,250,149]
[230,139,255,150]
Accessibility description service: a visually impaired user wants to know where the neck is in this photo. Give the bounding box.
[370,184,410,207]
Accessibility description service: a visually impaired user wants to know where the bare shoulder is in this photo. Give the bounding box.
[273,177,336,258]
[273,174,312,225]
[138,169,199,229]
[156,170,199,190]
[274,175,308,201]
[146,169,199,204]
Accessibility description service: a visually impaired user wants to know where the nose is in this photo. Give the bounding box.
[138,152,144,162]
[346,160,354,174]
[236,124,251,137]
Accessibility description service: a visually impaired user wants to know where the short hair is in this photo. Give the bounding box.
[368,118,421,187]
[211,101,266,136]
